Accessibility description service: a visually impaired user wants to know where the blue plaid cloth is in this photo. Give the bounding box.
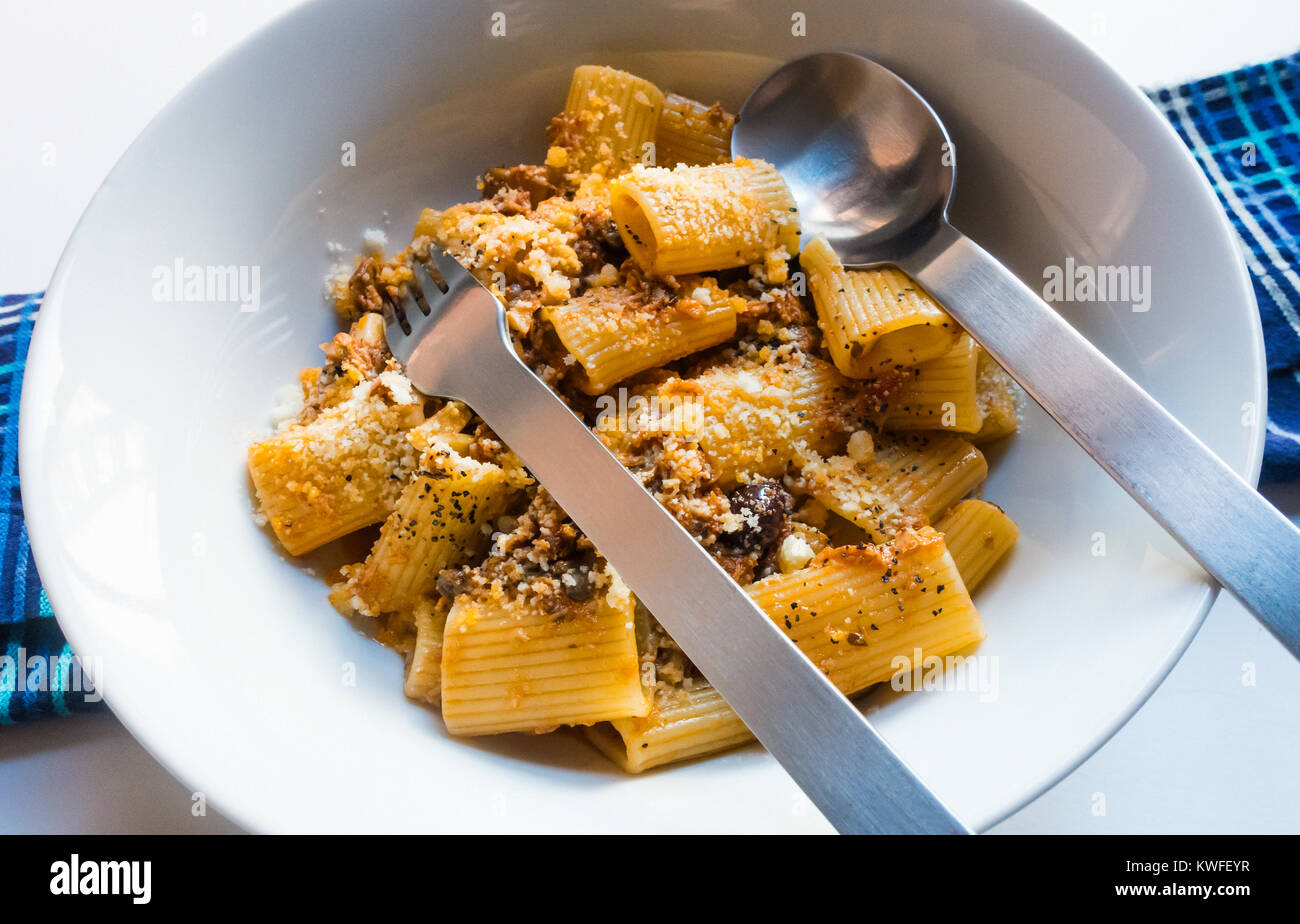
[4,55,1300,723]
[0,293,104,722]
[1148,53,1300,481]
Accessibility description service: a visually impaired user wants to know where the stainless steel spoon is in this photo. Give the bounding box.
[733,52,1300,659]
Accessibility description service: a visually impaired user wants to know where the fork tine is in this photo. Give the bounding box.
[426,246,465,290]
[408,259,438,315]
[382,286,412,338]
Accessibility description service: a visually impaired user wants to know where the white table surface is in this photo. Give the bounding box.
[2,0,1298,834]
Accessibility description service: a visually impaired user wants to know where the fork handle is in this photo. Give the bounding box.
[434,308,970,834]
[902,222,1300,659]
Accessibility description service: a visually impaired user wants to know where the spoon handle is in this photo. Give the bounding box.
[902,223,1300,658]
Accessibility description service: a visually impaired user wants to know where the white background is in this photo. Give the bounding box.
[2,0,1299,834]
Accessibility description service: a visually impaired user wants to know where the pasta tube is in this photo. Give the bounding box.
[403,596,450,706]
[599,352,857,487]
[610,159,799,275]
[884,333,982,432]
[796,433,987,543]
[586,682,752,772]
[972,347,1020,443]
[802,234,958,378]
[329,442,527,618]
[247,372,423,556]
[559,65,665,174]
[441,572,649,735]
[934,499,1019,591]
[544,277,741,394]
[654,93,735,167]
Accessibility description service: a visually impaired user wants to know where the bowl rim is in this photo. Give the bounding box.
[18,0,1265,833]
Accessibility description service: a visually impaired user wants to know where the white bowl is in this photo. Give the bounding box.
[20,0,1262,833]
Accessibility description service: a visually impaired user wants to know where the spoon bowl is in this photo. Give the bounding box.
[733,52,953,265]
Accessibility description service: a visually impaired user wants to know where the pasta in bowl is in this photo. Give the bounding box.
[247,64,1021,772]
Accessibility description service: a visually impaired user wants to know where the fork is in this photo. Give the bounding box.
[383,244,970,834]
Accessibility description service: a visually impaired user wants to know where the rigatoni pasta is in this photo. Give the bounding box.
[598,350,863,488]
[404,595,450,706]
[749,528,984,697]
[610,159,799,275]
[973,346,1021,443]
[801,234,959,379]
[884,333,982,433]
[253,62,1023,776]
[247,371,423,556]
[328,441,528,618]
[795,433,988,543]
[558,65,665,174]
[440,572,648,735]
[586,682,752,772]
[934,499,1019,591]
[544,276,741,394]
[654,93,735,167]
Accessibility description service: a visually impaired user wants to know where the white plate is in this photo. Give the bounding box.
[20,0,1263,833]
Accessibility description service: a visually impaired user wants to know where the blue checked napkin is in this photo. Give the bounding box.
[0,293,104,721]
[4,55,1300,722]
[1149,52,1300,481]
